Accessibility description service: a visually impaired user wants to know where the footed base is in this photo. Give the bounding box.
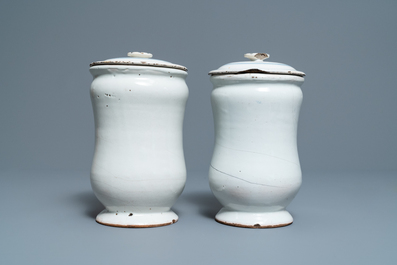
[215,208,293,228]
[96,209,178,228]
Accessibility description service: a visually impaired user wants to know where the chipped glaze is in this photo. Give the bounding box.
[89,52,188,228]
[208,53,305,228]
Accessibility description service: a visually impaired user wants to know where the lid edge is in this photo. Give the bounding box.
[90,61,188,72]
[209,68,305,77]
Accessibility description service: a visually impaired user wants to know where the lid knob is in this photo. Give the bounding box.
[127,52,153,58]
[244,53,270,61]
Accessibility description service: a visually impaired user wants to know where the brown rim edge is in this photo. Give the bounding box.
[96,218,178,228]
[90,61,187,72]
[209,69,305,77]
[215,218,292,229]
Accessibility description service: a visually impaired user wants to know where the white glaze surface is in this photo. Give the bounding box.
[89,55,188,227]
[209,55,304,228]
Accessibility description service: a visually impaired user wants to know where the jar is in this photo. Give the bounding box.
[208,53,305,228]
[89,52,188,227]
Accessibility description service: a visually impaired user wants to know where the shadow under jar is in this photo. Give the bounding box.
[89,52,189,228]
[208,53,305,228]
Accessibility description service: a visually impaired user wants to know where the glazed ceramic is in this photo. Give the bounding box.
[89,52,188,227]
[208,53,305,228]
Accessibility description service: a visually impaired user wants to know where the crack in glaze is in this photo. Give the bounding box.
[210,164,282,188]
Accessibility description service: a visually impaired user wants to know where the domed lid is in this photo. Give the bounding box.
[209,53,305,77]
[90,52,187,72]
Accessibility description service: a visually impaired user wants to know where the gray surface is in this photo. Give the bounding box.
[1,170,396,264]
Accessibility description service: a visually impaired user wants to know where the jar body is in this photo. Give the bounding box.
[209,74,303,228]
[90,66,188,227]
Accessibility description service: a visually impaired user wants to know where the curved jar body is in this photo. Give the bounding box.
[89,53,188,227]
[209,54,304,228]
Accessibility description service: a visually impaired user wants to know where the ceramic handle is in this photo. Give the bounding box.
[127,52,153,58]
[244,53,270,61]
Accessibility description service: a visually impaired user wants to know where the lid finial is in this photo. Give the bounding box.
[127,52,153,58]
[244,53,270,61]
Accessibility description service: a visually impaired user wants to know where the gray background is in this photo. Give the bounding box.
[1,0,396,264]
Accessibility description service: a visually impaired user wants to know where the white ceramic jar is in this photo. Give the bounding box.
[208,53,305,228]
[89,52,188,227]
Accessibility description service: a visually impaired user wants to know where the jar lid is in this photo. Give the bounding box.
[90,52,187,72]
[209,53,305,77]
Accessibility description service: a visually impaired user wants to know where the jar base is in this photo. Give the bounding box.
[95,209,178,228]
[215,208,293,228]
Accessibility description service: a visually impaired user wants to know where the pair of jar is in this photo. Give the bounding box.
[89,52,305,228]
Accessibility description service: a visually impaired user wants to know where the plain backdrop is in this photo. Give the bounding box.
[1,0,396,173]
[1,1,397,265]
